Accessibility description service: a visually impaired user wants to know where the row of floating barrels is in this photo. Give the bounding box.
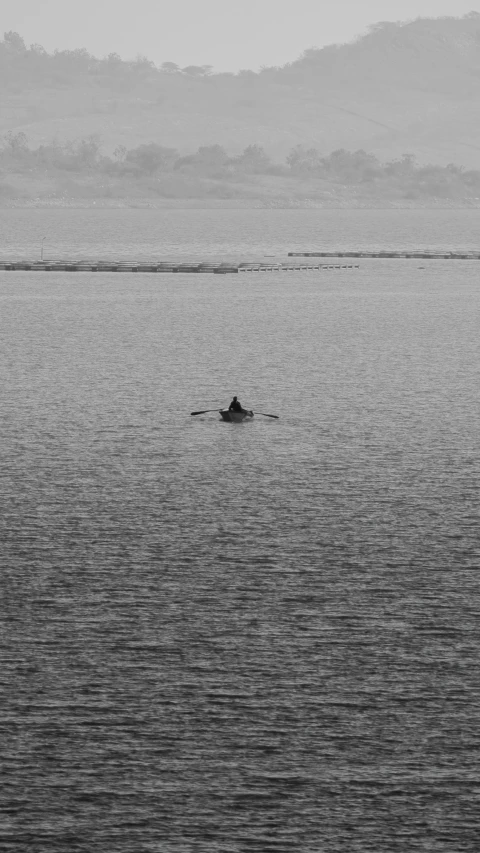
[288,251,480,259]
[0,261,358,274]
[240,264,358,271]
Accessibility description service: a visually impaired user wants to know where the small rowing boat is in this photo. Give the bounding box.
[191,405,278,419]
[219,409,254,423]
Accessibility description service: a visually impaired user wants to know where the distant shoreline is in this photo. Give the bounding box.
[3,198,480,211]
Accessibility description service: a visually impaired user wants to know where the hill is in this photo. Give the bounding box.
[2,14,480,167]
[4,15,480,205]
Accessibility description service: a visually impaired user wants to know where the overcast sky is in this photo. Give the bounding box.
[3,0,480,71]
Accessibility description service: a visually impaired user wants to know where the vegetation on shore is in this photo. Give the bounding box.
[2,131,480,205]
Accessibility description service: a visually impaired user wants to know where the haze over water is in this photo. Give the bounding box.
[1,209,479,851]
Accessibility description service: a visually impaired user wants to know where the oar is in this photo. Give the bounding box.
[191,408,221,416]
[254,411,279,419]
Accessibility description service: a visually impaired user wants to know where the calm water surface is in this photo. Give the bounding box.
[3,206,480,259]
[1,209,480,852]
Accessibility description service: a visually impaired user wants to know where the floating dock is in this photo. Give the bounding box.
[0,260,359,274]
[288,251,480,260]
[2,252,478,273]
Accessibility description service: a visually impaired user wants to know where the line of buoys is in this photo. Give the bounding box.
[238,263,358,272]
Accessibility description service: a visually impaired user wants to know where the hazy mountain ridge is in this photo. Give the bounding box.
[2,13,480,179]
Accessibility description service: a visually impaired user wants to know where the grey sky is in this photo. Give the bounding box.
[3,0,480,71]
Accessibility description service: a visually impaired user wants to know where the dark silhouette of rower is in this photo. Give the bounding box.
[229,396,243,413]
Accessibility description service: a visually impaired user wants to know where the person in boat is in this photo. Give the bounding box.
[229,396,243,413]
